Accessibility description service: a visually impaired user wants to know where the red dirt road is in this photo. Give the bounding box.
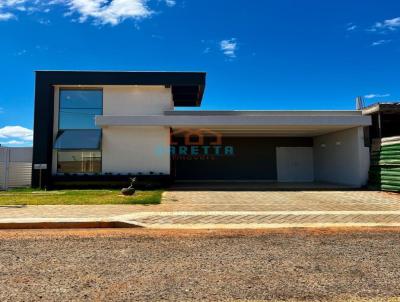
[1,228,400,301]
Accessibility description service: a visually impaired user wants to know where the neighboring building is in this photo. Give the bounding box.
[362,102,400,139]
[362,102,400,192]
[32,71,371,188]
[1,147,32,190]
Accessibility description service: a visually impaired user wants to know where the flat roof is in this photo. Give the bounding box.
[35,70,206,107]
[166,110,365,116]
[96,111,372,132]
[362,102,400,115]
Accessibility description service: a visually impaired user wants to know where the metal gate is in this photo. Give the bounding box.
[0,147,32,190]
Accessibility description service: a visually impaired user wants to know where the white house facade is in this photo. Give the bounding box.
[32,71,371,188]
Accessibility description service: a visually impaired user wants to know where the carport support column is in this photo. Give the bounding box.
[313,127,370,187]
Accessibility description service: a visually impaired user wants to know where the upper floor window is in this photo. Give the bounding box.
[59,89,103,129]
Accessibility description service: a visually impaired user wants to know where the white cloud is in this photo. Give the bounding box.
[371,17,400,32]
[14,49,27,55]
[0,12,15,20]
[0,0,27,20]
[346,23,357,31]
[164,0,176,7]
[203,47,211,54]
[364,93,391,99]
[0,0,176,25]
[38,18,51,25]
[0,126,33,142]
[66,0,153,25]
[371,39,391,46]
[0,140,24,145]
[220,38,238,58]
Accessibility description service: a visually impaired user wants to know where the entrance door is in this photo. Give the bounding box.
[276,147,314,182]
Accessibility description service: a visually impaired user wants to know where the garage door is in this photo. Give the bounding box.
[172,137,313,180]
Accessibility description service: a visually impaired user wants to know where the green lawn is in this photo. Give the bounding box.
[0,189,163,205]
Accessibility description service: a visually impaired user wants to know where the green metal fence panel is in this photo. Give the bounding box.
[369,137,400,192]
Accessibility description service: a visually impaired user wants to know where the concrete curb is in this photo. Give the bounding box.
[141,222,400,229]
[0,219,143,229]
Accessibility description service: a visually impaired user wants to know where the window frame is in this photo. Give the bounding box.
[56,87,104,175]
[58,87,103,130]
[56,150,102,174]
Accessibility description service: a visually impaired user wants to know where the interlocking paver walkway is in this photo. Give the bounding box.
[125,190,400,228]
[133,213,400,225]
[162,190,400,211]
[1,190,400,228]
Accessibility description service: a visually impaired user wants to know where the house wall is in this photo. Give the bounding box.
[102,126,170,174]
[52,86,173,175]
[101,86,172,174]
[103,86,173,115]
[313,127,370,187]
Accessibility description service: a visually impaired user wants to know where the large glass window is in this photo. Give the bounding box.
[57,151,101,174]
[54,130,102,150]
[59,89,102,129]
[56,89,103,174]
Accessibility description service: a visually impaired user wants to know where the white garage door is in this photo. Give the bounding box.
[276,147,314,182]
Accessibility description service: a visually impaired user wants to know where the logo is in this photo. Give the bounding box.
[154,128,235,160]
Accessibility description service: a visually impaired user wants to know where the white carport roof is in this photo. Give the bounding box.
[95,110,372,137]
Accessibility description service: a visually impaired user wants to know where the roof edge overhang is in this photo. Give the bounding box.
[95,114,372,128]
[35,70,206,107]
[362,102,400,115]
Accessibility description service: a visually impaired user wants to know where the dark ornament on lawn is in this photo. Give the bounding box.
[121,178,136,196]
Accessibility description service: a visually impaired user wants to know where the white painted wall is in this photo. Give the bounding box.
[102,126,170,174]
[103,86,173,115]
[276,147,314,182]
[313,127,370,187]
[101,86,172,174]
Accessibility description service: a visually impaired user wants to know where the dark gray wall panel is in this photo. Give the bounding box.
[172,137,313,180]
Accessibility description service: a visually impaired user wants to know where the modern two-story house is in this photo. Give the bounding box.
[32,71,371,188]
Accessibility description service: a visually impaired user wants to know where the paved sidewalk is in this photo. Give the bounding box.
[0,191,399,229]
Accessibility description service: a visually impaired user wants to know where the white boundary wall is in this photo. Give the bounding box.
[0,147,32,190]
[313,127,370,187]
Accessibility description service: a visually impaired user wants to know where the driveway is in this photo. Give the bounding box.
[123,190,400,228]
[162,190,400,212]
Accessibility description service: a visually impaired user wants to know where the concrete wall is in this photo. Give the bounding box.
[103,86,173,115]
[102,126,170,174]
[101,86,172,174]
[313,127,370,187]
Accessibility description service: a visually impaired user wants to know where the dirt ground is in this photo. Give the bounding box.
[1,228,400,302]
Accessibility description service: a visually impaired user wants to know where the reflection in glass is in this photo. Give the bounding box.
[57,151,101,173]
[59,89,102,129]
[54,129,102,150]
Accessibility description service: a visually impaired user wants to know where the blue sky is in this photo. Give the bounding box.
[0,0,400,146]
